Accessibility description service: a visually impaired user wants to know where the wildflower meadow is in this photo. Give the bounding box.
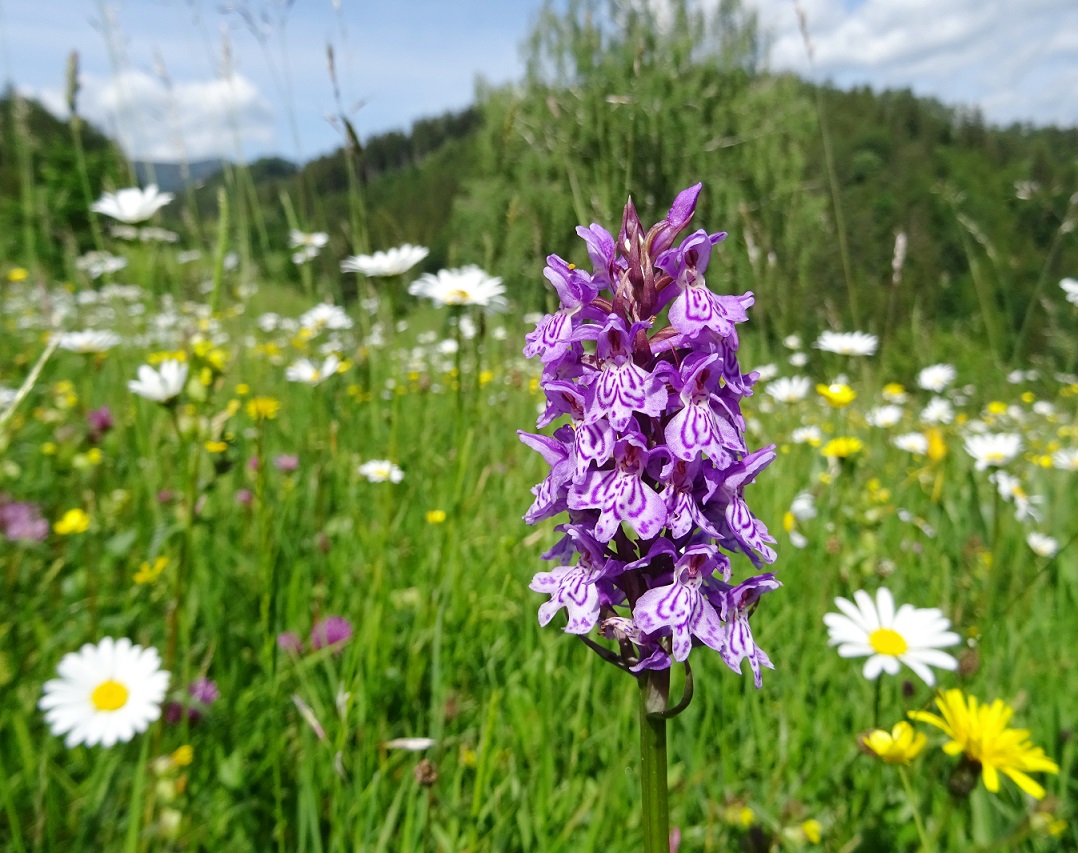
[2,1,1077,851]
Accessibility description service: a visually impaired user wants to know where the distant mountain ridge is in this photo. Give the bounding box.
[132,159,229,193]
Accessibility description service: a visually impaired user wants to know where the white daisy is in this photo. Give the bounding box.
[963,433,1022,470]
[989,471,1043,523]
[39,637,170,748]
[1052,448,1078,471]
[782,334,802,350]
[409,266,506,311]
[919,396,954,425]
[916,363,956,393]
[91,185,173,223]
[299,303,353,333]
[866,405,903,428]
[1026,532,1059,559]
[791,425,823,446]
[789,491,817,521]
[56,330,121,353]
[285,355,341,386]
[128,360,187,403]
[358,460,404,483]
[289,230,329,250]
[76,251,128,279]
[1061,277,1078,306]
[823,588,960,685]
[813,330,878,356]
[765,376,811,403]
[788,352,809,367]
[341,244,429,277]
[893,433,928,455]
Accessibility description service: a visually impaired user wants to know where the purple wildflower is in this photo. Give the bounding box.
[188,676,220,704]
[310,616,353,652]
[235,488,253,507]
[273,453,299,472]
[520,184,779,689]
[277,631,303,654]
[86,406,114,443]
[0,496,49,543]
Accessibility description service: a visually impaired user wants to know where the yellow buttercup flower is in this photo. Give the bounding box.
[8,267,28,282]
[54,508,90,535]
[246,397,280,420]
[426,509,447,524]
[860,721,926,765]
[821,436,863,459]
[909,689,1059,799]
[816,383,856,407]
[801,819,822,844]
[204,440,228,453]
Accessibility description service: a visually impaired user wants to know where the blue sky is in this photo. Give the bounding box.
[3,0,1076,163]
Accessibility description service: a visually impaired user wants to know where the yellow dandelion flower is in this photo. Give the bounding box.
[925,427,947,462]
[235,383,250,395]
[882,382,907,402]
[246,397,280,421]
[134,556,169,584]
[479,369,495,387]
[801,819,822,844]
[204,440,228,453]
[425,509,447,524]
[860,721,926,764]
[8,267,28,282]
[816,383,856,408]
[54,508,90,535]
[821,436,863,458]
[909,689,1059,799]
[986,401,1007,415]
[171,745,194,767]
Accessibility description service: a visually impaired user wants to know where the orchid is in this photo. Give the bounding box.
[520,184,779,684]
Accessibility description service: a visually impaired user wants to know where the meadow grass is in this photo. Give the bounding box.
[0,265,1075,851]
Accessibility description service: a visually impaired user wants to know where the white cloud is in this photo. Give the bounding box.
[745,0,1078,127]
[25,69,276,161]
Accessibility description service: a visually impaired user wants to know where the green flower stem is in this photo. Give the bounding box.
[638,670,670,853]
[898,766,931,853]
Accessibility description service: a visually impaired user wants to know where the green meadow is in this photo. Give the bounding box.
[1,1,1077,850]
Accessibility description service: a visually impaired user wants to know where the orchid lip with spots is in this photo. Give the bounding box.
[519,184,779,688]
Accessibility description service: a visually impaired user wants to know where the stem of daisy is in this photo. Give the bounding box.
[873,677,882,728]
[638,669,671,853]
[898,766,931,852]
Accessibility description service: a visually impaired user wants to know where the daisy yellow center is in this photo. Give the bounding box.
[446,289,471,303]
[869,627,908,656]
[91,679,129,711]
[985,452,1005,463]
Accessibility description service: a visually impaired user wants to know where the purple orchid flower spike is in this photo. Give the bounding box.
[520,183,780,697]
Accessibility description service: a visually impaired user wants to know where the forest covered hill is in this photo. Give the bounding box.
[1,0,1075,365]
